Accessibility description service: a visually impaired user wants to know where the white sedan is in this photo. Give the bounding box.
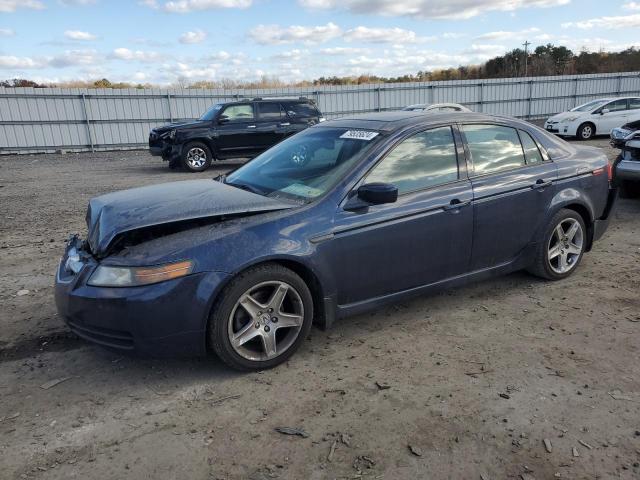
[402,102,472,113]
[544,97,640,140]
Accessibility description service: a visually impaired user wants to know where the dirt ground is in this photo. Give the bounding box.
[0,138,639,480]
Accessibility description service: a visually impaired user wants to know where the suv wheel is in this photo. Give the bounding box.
[182,142,212,172]
[528,209,586,280]
[208,264,313,371]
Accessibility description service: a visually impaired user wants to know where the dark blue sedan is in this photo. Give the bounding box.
[55,112,617,370]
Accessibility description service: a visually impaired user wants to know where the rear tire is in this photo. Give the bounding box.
[182,142,212,172]
[527,209,587,280]
[208,264,313,371]
[576,123,595,140]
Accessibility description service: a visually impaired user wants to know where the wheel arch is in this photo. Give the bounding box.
[577,121,596,139]
[557,202,595,251]
[181,137,217,158]
[204,256,334,342]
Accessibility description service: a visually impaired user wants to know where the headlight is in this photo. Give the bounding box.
[563,116,580,122]
[88,260,193,287]
[168,129,177,140]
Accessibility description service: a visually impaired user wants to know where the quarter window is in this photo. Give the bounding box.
[221,104,254,122]
[257,102,283,119]
[519,130,543,165]
[463,125,525,175]
[629,98,640,110]
[366,126,459,194]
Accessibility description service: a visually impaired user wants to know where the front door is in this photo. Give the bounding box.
[596,99,630,134]
[255,102,287,150]
[328,126,474,305]
[215,103,261,158]
[461,124,558,271]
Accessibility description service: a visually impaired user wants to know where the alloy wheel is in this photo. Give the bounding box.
[186,147,206,169]
[227,281,304,361]
[547,218,584,274]
[581,125,593,139]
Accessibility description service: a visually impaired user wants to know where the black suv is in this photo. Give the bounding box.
[149,97,325,172]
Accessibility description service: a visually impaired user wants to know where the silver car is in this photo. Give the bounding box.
[402,102,472,113]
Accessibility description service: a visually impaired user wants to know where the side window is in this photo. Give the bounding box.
[257,102,283,120]
[286,102,319,118]
[365,126,459,194]
[629,98,640,110]
[463,124,525,175]
[604,99,628,112]
[519,130,543,165]
[221,104,254,122]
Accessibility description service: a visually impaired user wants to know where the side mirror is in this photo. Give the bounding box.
[600,108,610,115]
[358,182,398,205]
[218,114,229,124]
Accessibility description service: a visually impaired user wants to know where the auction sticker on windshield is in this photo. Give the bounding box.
[340,130,379,141]
[280,183,324,198]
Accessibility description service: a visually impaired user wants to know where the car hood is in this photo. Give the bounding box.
[86,180,295,257]
[547,111,585,122]
[153,120,206,132]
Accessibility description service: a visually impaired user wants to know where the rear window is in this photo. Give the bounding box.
[257,102,283,119]
[285,102,320,118]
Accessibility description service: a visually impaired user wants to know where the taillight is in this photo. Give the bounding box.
[592,163,613,182]
[606,162,613,182]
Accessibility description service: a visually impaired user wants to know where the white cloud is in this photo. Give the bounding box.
[0,55,44,69]
[476,27,541,41]
[623,2,640,10]
[111,48,164,63]
[59,0,97,5]
[49,49,100,67]
[145,0,252,13]
[344,26,432,43]
[0,0,45,12]
[562,14,640,29]
[298,0,569,20]
[179,29,207,44]
[442,32,465,39]
[249,22,341,45]
[0,28,15,37]
[64,30,97,41]
[271,49,310,61]
[320,46,369,55]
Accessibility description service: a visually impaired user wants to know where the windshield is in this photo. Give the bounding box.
[199,103,223,121]
[225,127,384,202]
[571,99,609,112]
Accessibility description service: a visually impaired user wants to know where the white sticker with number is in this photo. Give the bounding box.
[339,130,379,141]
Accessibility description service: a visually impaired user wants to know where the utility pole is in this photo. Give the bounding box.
[523,40,531,77]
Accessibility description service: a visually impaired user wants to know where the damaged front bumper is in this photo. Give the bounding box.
[54,235,227,356]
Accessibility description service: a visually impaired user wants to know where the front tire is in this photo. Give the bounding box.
[208,264,314,371]
[576,123,595,140]
[528,209,587,280]
[182,142,212,172]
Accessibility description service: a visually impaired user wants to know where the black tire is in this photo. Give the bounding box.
[181,141,212,172]
[527,208,587,280]
[208,263,314,371]
[576,122,595,140]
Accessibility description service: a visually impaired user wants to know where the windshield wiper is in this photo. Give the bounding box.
[226,180,265,196]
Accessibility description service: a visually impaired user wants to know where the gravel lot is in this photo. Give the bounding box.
[1,139,639,480]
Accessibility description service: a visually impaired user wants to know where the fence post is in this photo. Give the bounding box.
[616,74,622,96]
[81,93,94,152]
[573,77,579,107]
[376,86,381,112]
[527,80,533,119]
[478,82,483,113]
[167,93,173,122]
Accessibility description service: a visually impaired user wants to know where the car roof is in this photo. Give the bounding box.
[318,111,521,132]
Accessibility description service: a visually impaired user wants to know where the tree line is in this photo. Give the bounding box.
[2,44,639,89]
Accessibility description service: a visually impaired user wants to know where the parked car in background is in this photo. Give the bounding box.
[56,111,617,371]
[544,97,640,140]
[611,120,640,197]
[403,102,472,113]
[148,97,325,172]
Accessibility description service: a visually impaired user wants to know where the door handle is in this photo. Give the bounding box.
[247,125,256,129]
[279,122,290,126]
[443,199,471,211]
[531,179,553,190]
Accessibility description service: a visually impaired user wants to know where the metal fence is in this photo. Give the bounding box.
[1,71,639,154]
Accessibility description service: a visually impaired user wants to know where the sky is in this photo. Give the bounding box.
[0,0,639,85]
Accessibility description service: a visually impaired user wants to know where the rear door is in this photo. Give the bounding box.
[255,101,288,150]
[215,103,261,157]
[462,124,558,271]
[330,125,474,304]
